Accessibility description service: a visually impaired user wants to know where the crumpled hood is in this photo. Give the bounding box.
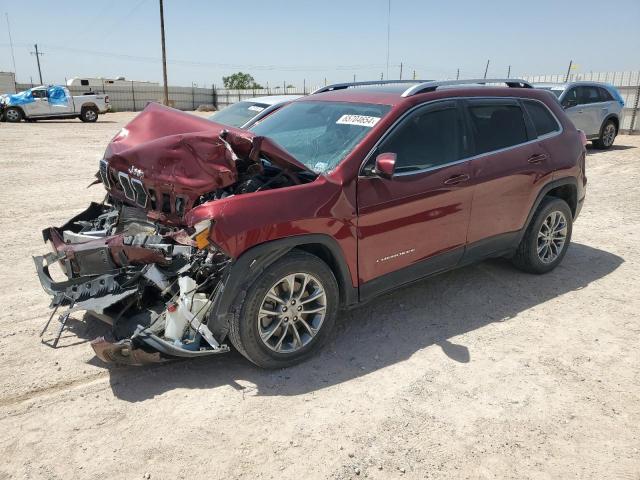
[104,102,310,188]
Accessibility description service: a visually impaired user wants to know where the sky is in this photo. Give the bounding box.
[1,0,639,88]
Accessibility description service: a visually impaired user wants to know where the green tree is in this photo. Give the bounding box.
[222,72,263,89]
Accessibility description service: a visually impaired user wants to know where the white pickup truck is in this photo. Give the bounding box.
[0,85,110,123]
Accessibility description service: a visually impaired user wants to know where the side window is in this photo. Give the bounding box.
[80,79,89,86]
[467,101,528,154]
[523,100,560,137]
[598,87,613,102]
[31,89,47,99]
[379,102,464,173]
[577,86,601,104]
[562,88,578,107]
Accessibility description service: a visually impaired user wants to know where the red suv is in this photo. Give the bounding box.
[35,79,587,368]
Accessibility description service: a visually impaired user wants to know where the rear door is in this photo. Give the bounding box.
[576,85,606,136]
[463,98,548,256]
[357,100,474,295]
[48,87,74,116]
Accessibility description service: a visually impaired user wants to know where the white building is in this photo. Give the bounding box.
[0,72,16,94]
[66,76,159,88]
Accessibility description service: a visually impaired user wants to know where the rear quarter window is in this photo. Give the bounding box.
[467,102,528,154]
[523,100,560,137]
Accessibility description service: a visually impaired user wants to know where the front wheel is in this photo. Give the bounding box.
[4,107,23,122]
[512,197,573,274]
[593,120,616,149]
[228,250,339,368]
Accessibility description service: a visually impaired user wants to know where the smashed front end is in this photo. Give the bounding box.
[34,201,231,364]
[33,103,314,364]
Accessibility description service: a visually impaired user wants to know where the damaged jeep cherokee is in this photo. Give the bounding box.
[34,79,587,368]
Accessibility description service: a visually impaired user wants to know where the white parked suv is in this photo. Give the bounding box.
[0,85,110,123]
[533,82,624,149]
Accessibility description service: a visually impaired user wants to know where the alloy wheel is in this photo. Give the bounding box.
[537,211,568,264]
[257,273,327,354]
[6,110,19,121]
[603,123,616,147]
[85,110,97,121]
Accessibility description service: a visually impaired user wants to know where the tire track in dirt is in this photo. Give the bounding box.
[0,371,109,409]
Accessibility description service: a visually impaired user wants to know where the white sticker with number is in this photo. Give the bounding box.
[248,105,265,112]
[336,114,381,128]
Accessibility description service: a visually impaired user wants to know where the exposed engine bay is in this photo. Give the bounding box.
[33,103,316,364]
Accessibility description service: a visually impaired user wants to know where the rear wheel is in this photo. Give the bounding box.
[228,250,339,368]
[80,106,99,122]
[512,197,573,274]
[5,107,22,122]
[593,120,616,149]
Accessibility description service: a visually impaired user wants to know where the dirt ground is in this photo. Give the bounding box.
[0,112,638,480]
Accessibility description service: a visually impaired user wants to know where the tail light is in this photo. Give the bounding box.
[578,129,587,147]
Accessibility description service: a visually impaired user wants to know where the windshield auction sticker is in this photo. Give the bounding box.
[248,105,265,112]
[336,114,381,127]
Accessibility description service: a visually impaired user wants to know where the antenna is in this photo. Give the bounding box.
[5,13,17,89]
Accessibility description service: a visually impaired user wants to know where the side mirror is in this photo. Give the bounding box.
[374,152,396,179]
[563,99,578,109]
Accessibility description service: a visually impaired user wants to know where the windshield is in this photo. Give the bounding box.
[250,101,391,173]
[208,101,269,128]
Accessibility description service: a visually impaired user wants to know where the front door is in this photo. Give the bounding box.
[562,86,601,137]
[357,100,474,299]
[24,88,51,116]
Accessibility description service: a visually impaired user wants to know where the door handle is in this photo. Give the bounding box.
[443,174,470,185]
[528,153,548,164]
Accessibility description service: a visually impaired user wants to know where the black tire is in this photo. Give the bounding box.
[4,107,23,122]
[512,197,573,274]
[80,106,99,123]
[228,250,339,368]
[592,119,616,149]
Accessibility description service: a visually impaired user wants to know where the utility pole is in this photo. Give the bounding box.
[159,0,169,105]
[412,70,416,80]
[483,60,490,79]
[385,0,391,80]
[456,68,460,80]
[565,60,573,82]
[399,62,403,80]
[507,65,511,78]
[5,14,17,90]
[380,72,384,81]
[30,44,44,84]
[353,74,356,83]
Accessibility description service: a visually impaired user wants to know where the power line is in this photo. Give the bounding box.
[1,42,393,72]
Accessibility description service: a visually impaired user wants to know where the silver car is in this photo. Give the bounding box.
[533,82,624,149]
[208,95,302,129]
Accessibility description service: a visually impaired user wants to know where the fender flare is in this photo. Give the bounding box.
[516,177,578,245]
[80,102,99,111]
[600,114,619,135]
[4,105,26,119]
[207,234,357,339]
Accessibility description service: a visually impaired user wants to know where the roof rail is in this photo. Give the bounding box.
[311,80,432,95]
[401,78,533,97]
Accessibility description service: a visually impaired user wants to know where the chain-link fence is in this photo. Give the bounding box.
[14,71,640,133]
